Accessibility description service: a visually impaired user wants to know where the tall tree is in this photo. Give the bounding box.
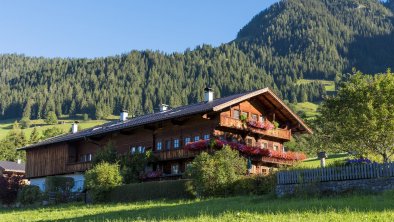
[316,71,394,162]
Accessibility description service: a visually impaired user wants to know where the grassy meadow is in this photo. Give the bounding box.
[1,192,394,222]
[297,79,336,92]
[0,115,118,141]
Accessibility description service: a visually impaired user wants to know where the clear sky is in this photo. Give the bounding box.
[0,0,278,58]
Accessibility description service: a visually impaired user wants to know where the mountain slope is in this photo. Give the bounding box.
[1,0,394,120]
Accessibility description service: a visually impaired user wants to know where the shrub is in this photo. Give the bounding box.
[186,145,247,197]
[45,176,75,203]
[45,176,74,193]
[18,185,42,205]
[0,174,23,205]
[109,180,193,202]
[92,141,118,165]
[232,174,277,196]
[20,117,31,129]
[85,162,123,202]
[119,151,153,184]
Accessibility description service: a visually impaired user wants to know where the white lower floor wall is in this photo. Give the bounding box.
[29,173,85,192]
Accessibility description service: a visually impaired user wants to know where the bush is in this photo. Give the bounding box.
[186,145,247,197]
[18,185,42,205]
[45,176,75,203]
[92,141,118,165]
[20,117,31,129]
[119,151,154,183]
[85,162,123,202]
[45,176,74,193]
[0,174,23,205]
[232,174,277,196]
[109,180,193,202]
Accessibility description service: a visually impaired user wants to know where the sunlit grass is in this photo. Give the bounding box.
[1,193,394,221]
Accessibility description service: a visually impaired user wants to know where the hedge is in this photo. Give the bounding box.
[108,179,193,202]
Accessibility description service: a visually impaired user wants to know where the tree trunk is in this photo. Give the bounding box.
[383,153,389,163]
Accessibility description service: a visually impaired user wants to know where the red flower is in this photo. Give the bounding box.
[184,139,306,161]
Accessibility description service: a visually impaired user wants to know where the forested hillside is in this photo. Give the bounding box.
[1,0,394,120]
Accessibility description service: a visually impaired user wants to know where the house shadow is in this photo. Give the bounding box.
[37,195,394,222]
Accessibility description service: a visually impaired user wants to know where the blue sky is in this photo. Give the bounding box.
[0,0,278,58]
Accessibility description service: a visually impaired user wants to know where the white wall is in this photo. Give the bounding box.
[29,173,85,192]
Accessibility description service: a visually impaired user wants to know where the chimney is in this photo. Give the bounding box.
[120,110,128,121]
[204,87,214,102]
[17,159,21,164]
[72,121,79,134]
[159,104,169,112]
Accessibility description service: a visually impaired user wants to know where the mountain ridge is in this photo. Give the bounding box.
[1,0,393,120]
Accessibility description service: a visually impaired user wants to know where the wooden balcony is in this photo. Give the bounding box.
[65,162,92,173]
[260,157,296,166]
[219,115,291,141]
[153,149,202,161]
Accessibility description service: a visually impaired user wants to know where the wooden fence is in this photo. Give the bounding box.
[277,163,394,185]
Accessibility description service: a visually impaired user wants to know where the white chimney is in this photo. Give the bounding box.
[159,104,169,112]
[72,122,78,134]
[120,110,128,121]
[17,159,21,164]
[204,87,214,102]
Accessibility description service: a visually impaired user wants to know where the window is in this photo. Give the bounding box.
[194,136,200,142]
[166,140,171,150]
[260,143,268,149]
[203,134,210,140]
[87,154,92,162]
[174,139,180,149]
[233,109,240,119]
[241,111,248,119]
[273,145,279,151]
[251,114,258,121]
[259,115,265,123]
[157,141,162,151]
[185,137,191,144]
[79,154,86,162]
[138,146,142,153]
[171,163,179,174]
[130,147,136,154]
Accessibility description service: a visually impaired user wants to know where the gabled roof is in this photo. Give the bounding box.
[18,88,312,150]
[0,161,25,173]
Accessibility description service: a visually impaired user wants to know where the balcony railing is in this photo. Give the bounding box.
[65,162,92,173]
[153,149,203,161]
[219,115,291,140]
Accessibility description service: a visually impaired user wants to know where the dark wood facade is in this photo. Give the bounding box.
[23,89,311,179]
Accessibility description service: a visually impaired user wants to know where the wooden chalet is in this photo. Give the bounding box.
[18,88,312,190]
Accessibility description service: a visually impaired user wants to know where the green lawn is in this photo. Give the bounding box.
[0,115,118,140]
[297,79,336,92]
[1,193,394,221]
[293,102,319,119]
[295,153,350,169]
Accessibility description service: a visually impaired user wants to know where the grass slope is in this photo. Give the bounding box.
[296,153,350,169]
[1,193,394,221]
[293,102,319,119]
[297,79,336,92]
[0,115,118,141]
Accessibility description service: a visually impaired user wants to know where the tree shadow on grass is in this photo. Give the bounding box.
[37,194,394,222]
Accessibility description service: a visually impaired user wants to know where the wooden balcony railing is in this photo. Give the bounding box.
[153,149,202,161]
[219,115,291,141]
[65,162,92,173]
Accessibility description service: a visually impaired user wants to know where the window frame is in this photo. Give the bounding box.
[174,139,180,149]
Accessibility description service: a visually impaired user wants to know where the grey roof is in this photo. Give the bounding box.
[18,88,312,150]
[0,161,25,173]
